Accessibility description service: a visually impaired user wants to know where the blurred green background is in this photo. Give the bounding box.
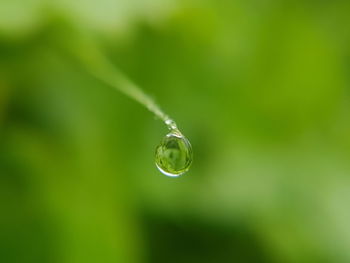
[1,0,350,262]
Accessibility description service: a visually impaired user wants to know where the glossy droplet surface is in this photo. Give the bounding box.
[155,131,193,177]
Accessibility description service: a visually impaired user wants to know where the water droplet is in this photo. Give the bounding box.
[165,119,178,130]
[155,131,193,177]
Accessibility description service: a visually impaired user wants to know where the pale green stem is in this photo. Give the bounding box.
[65,32,179,132]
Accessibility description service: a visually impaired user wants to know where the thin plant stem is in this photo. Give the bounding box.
[63,28,179,132]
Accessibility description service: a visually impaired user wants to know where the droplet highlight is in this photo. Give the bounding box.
[155,131,193,177]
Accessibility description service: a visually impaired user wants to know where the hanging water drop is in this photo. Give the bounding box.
[155,129,193,177]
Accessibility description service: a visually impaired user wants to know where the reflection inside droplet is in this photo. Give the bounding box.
[155,131,193,177]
